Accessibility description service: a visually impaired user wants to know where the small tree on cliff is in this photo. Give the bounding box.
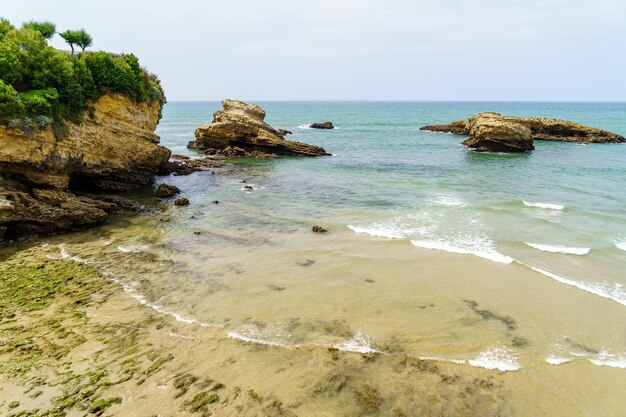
[22,20,56,39]
[76,28,92,52]
[60,30,80,54]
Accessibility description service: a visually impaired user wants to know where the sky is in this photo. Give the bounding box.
[3,0,626,101]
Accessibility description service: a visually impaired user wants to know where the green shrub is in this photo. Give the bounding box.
[0,80,24,123]
[0,17,165,130]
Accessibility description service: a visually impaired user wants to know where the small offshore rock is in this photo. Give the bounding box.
[194,231,201,235]
[175,197,190,206]
[310,121,334,129]
[312,225,327,233]
[212,200,219,204]
[244,185,253,191]
[155,183,181,198]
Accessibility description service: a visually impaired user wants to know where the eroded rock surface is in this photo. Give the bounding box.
[420,112,625,150]
[0,94,170,239]
[188,100,328,157]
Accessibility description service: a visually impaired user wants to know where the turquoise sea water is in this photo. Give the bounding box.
[157,101,626,306]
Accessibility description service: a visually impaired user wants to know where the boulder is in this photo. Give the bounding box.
[155,183,181,198]
[0,94,169,238]
[189,100,328,157]
[420,112,625,145]
[174,197,190,206]
[310,122,334,129]
[462,113,534,152]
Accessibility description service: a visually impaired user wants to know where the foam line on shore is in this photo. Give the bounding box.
[525,242,590,255]
[523,201,564,210]
[411,240,513,264]
[468,347,521,372]
[515,260,626,307]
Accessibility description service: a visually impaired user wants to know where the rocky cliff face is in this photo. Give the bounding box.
[0,94,170,239]
[420,112,625,150]
[189,100,328,157]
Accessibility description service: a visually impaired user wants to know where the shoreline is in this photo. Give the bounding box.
[2,224,626,416]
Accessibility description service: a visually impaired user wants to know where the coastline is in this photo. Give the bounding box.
[2,221,626,416]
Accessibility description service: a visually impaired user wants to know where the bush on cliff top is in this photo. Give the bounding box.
[0,17,165,131]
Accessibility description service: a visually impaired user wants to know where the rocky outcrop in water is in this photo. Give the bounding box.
[461,113,534,152]
[0,94,170,239]
[420,112,625,151]
[310,122,334,129]
[188,100,328,157]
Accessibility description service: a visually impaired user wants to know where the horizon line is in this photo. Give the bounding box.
[165,99,626,103]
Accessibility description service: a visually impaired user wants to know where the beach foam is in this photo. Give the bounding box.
[227,329,294,348]
[545,356,571,366]
[411,240,513,264]
[117,245,150,253]
[525,242,590,255]
[432,194,467,207]
[469,347,521,372]
[521,263,626,307]
[523,201,564,210]
[333,332,380,354]
[347,224,405,239]
[615,241,626,252]
[58,245,94,264]
[297,124,311,129]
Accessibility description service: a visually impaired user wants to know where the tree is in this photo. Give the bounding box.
[60,30,80,55]
[22,20,56,39]
[0,18,15,40]
[76,28,92,52]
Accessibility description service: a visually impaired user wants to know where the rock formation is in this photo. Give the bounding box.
[461,113,534,152]
[188,100,328,157]
[0,94,170,239]
[420,112,625,151]
[310,122,334,129]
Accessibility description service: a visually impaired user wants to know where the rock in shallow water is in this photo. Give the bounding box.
[188,100,328,158]
[155,183,181,198]
[174,197,190,206]
[462,113,534,152]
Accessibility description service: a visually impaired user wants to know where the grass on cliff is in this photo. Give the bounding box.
[0,17,165,134]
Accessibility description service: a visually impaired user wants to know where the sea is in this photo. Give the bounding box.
[47,101,626,415]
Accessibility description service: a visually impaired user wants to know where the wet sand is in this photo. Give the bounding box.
[1,217,625,416]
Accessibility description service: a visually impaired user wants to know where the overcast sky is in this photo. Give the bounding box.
[3,0,626,101]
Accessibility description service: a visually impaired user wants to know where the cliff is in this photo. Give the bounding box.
[0,94,170,239]
[189,100,328,157]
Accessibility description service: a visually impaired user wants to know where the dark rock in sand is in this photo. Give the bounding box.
[174,197,190,206]
[310,122,334,129]
[296,259,316,267]
[312,225,327,233]
[188,100,328,158]
[244,185,253,191]
[155,183,181,198]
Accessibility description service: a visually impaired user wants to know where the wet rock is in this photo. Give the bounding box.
[310,121,334,129]
[155,183,181,198]
[312,225,327,233]
[162,155,227,176]
[174,197,190,206]
[296,259,316,267]
[244,185,253,191]
[463,113,534,152]
[421,112,625,145]
[188,100,328,157]
[193,231,201,235]
[212,200,219,204]
[277,129,293,137]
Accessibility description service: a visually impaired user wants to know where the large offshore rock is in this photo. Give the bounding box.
[420,112,625,146]
[0,94,170,238]
[189,100,328,157]
[462,112,534,152]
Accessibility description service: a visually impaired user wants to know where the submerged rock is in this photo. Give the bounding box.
[155,183,181,198]
[310,122,334,129]
[189,100,328,158]
[420,112,625,151]
[174,197,190,206]
[0,94,169,238]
